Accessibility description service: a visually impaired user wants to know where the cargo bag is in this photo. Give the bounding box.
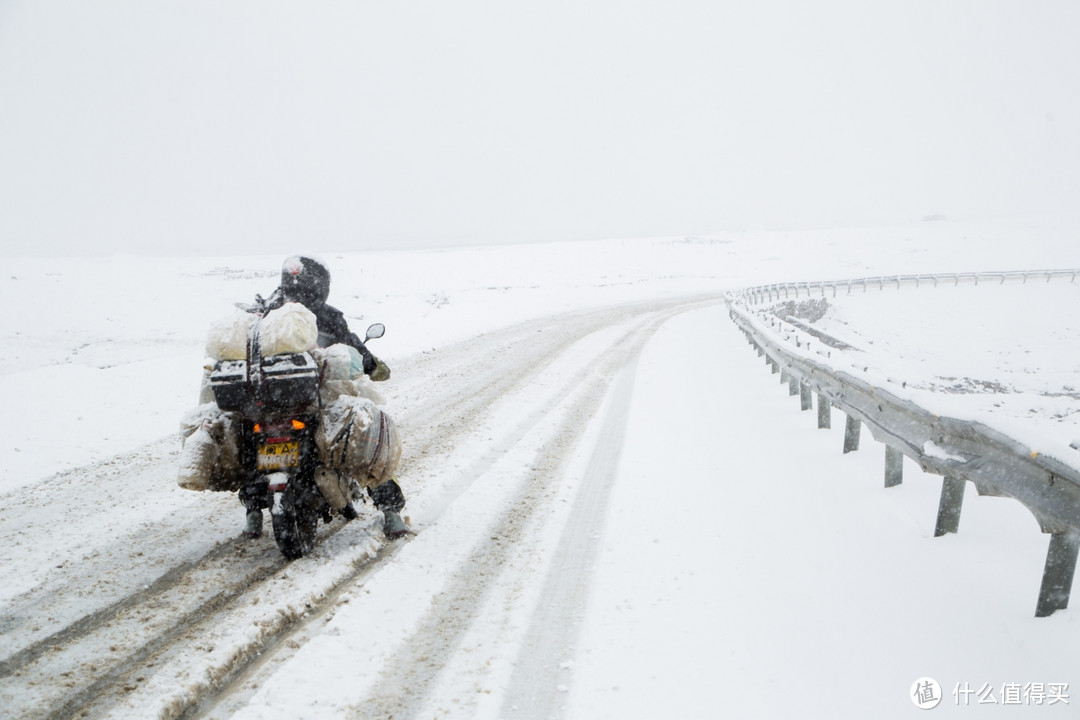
[314,396,401,508]
[205,302,317,362]
[206,302,321,414]
[177,403,245,492]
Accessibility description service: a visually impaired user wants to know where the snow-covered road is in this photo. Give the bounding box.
[0,296,722,718]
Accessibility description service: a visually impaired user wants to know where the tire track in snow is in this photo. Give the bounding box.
[499,352,639,720]
[178,534,413,720]
[342,301,708,720]
[0,536,280,680]
[345,353,622,720]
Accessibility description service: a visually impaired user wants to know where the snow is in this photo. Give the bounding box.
[2,215,1080,718]
[739,276,1080,466]
[923,440,969,464]
[570,306,1074,718]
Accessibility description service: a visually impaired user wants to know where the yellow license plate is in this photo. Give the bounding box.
[257,442,300,470]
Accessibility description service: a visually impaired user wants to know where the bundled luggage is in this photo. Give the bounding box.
[177,303,401,501]
[177,403,243,492]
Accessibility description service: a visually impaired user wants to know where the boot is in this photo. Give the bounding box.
[243,509,263,538]
[341,502,359,521]
[382,510,409,539]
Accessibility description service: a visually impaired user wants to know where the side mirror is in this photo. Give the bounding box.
[365,323,386,342]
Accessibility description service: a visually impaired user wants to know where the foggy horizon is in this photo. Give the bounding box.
[1,1,1078,257]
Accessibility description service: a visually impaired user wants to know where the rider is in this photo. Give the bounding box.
[241,255,408,539]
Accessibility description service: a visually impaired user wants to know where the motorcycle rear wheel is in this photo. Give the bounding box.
[271,488,318,559]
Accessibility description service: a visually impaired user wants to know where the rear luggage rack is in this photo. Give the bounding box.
[210,316,320,413]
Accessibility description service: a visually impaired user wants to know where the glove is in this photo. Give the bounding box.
[370,359,391,382]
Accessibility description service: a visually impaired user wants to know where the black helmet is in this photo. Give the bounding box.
[280,255,331,307]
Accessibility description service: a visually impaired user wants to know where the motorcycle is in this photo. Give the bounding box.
[209,322,387,559]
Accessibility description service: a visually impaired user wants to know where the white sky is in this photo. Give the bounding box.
[1,0,1078,256]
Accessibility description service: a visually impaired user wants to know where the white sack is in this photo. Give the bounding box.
[313,344,387,406]
[259,302,318,357]
[177,403,243,492]
[315,343,354,381]
[177,427,216,491]
[314,468,363,510]
[205,310,256,361]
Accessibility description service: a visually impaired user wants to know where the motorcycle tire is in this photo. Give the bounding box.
[271,487,319,560]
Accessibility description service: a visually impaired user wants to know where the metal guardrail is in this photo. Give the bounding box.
[741,268,1079,307]
[727,269,1080,617]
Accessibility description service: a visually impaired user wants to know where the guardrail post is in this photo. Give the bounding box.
[800,382,812,411]
[884,446,903,488]
[843,415,861,453]
[934,477,966,536]
[817,394,831,429]
[1036,532,1080,617]
[788,376,799,396]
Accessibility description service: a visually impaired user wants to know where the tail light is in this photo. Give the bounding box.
[254,419,307,443]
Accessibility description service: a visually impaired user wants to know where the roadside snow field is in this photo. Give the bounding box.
[569,306,1077,719]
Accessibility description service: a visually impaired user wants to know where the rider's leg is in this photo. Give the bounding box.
[238,480,267,538]
[368,479,408,538]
